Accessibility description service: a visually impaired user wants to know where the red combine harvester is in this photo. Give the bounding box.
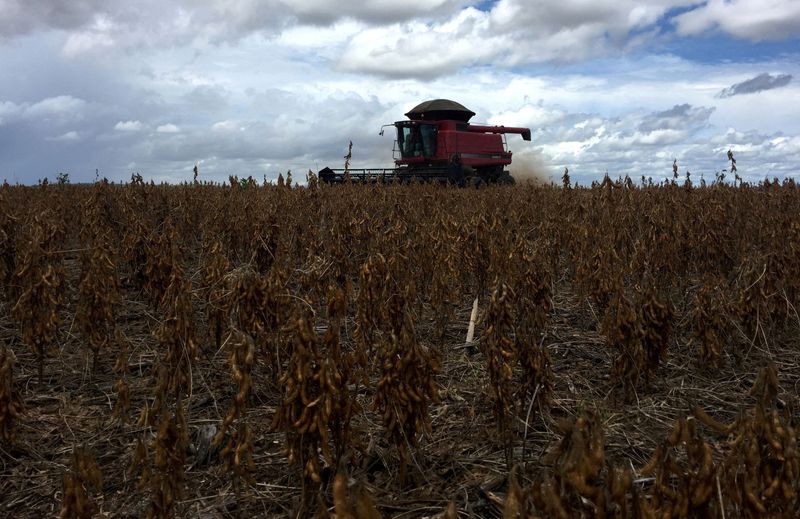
[318,99,531,185]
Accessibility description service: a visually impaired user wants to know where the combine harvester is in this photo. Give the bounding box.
[319,99,531,186]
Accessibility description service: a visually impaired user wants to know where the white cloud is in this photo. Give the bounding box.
[1,0,797,70]
[0,100,20,124]
[338,9,500,78]
[0,95,87,127]
[211,120,237,132]
[114,120,143,131]
[2,1,797,79]
[674,0,800,40]
[25,95,86,118]
[61,15,115,56]
[62,29,114,57]
[48,130,80,141]
[156,123,179,133]
[335,1,704,79]
[632,128,688,146]
[489,104,566,129]
[277,20,364,50]
[0,0,468,47]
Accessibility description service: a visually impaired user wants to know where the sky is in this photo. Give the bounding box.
[0,0,798,185]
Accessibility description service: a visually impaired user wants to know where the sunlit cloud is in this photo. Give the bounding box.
[114,120,143,132]
[156,123,180,133]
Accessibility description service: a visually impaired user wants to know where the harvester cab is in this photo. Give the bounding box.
[319,99,531,185]
[395,121,438,159]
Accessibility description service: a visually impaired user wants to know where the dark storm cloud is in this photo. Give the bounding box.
[716,73,793,98]
[0,0,106,38]
[288,0,469,26]
[0,0,469,44]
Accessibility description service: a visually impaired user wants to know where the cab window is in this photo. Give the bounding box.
[398,123,437,158]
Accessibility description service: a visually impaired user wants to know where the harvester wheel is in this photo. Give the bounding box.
[497,174,515,185]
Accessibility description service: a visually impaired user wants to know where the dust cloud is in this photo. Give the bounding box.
[508,150,553,185]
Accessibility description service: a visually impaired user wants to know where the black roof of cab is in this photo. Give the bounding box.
[405,99,476,122]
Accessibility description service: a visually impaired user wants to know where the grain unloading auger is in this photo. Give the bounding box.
[318,99,531,186]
